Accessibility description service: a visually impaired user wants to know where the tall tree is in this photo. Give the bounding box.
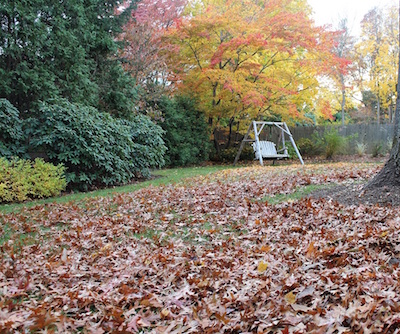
[383,4,399,122]
[119,0,187,116]
[0,0,136,118]
[333,18,356,125]
[356,5,399,124]
[366,1,400,188]
[163,0,348,131]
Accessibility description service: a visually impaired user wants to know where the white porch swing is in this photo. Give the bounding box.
[233,121,304,166]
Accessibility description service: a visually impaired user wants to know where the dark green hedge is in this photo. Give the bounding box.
[0,99,26,158]
[160,96,211,166]
[29,99,166,190]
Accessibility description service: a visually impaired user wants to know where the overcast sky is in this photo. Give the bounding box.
[307,0,397,35]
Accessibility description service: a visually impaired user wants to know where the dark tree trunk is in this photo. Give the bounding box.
[213,128,221,155]
[225,117,234,149]
[377,98,381,125]
[366,150,400,188]
[365,111,400,188]
[365,9,400,189]
[341,74,345,126]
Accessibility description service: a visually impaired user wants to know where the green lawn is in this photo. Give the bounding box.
[0,164,235,213]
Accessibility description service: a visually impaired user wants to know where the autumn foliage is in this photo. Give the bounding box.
[2,163,400,332]
[162,0,349,126]
[120,0,187,112]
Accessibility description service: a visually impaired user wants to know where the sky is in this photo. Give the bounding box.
[307,0,397,36]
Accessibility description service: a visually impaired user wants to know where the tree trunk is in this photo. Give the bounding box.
[225,117,234,149]
[213,128,221,155]
[377,98,381,125]
[341,89,345,126]
[365,120,400,189]
[341,72,346,126]
[365,11,400,189]
[365,138,400,188]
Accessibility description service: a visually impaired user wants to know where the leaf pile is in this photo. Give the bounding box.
[2,163,400,333]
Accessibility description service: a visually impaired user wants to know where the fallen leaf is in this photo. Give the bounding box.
[257,260,268,273]
[285,291,296,304]
[259,245,271,253]
[306,242,316,258]
[61,248,67,263]
[161,308,170,317]
[297,286,315,299]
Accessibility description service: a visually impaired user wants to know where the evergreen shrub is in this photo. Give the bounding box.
[160,96,211,166]
[0,99,26,158]
[285,143,297,159]
[217,146,255,162]
[322,129,348,159]
[296,137,320,157]
[311,128,348,159]
[371,142,384,157]
[29,99,166,190]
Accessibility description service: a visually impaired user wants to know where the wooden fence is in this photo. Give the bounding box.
[215,123,395,155]
[289,124,394,154]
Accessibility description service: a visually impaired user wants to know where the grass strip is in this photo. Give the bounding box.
[0,165,234,213]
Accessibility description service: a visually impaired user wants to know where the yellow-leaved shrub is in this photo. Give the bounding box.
[0,158,66,203]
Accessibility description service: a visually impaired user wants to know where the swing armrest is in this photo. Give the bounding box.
[276,147,287,153]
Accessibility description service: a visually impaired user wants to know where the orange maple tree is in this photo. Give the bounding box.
[163,0,349,128]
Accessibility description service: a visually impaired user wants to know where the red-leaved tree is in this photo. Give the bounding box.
[119,0,186,116]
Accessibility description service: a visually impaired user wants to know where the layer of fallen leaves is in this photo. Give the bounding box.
[2,162,400,333]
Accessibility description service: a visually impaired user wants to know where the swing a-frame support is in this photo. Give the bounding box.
[233,121,304,166]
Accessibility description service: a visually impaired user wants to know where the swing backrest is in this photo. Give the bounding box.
[252,141,278,158]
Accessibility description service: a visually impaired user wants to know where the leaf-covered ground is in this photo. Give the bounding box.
[2,162,400,333]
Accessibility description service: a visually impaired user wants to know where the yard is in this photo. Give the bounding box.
[1,161,400,333]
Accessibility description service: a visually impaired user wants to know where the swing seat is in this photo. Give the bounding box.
[252,141,289,160]
[233,121,303,166]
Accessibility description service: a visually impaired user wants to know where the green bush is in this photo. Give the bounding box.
[216,146,255,162]
[310,128,348,159]
[371,142,384,157]
[160,96,211,166]
[0,158,66,203]
[386,138,393,153]
[29,99,166,190]
[296,137,321,157]
[285,143,297,159]
[323,129,348,159]
[355,142,367,157]
[0,99,26,158]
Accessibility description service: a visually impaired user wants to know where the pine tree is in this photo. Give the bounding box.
[0,0,137,117]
